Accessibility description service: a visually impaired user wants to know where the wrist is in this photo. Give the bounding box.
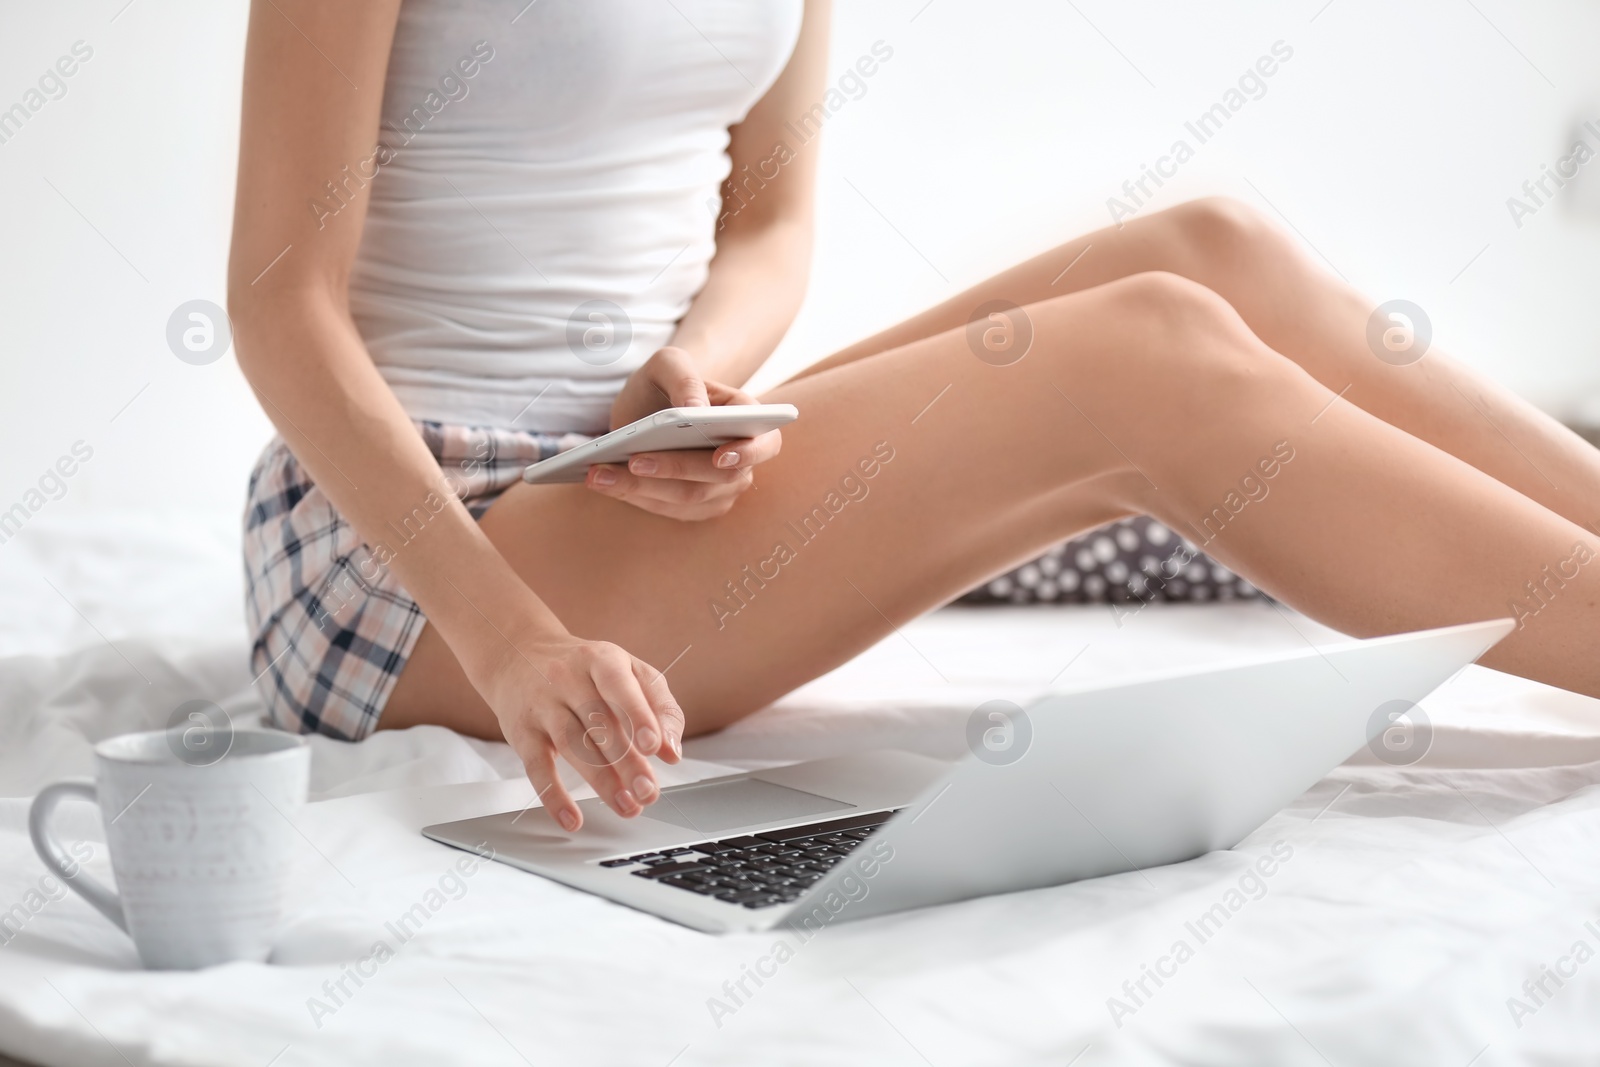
[400,543,568,678]
[456,594,571,679]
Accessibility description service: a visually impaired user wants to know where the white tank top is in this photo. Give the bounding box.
[348,0,803,434]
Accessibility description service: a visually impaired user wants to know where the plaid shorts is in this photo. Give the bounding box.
[242,421,589,741]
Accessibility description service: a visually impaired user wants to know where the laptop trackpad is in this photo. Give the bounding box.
[645,777,852,834]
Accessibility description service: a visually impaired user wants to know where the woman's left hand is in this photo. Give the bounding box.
[592,346,783,520]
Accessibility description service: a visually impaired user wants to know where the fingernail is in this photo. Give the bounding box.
[592,467,616,487]
[636,727,659,753]
[716,451,740,469]
[630,457,657,476]
[669,733,682,758]
[615,789,640,816]
[557,808,579,832]
[633,775,659,803]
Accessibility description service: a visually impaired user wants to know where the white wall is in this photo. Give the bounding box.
[3,0,1599,531]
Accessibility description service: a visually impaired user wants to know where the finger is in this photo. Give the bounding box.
[549,712,634,818]
[626,450,746,483]
[706,384,778,471]
[591,651,661,759]
[720,384,760,406]
[634,658,686,763]
[654,346,709,409]
[591,660,667,804]
[712,428,782,471]
[558,699,659,816]
[585,466,738,520]
[705,380,748,406]
[519,736,582,832]
[591,467,739,507]
[587,463,629,490]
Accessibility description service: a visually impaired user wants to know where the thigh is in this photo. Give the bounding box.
[793,197,1600,541]
[382,281,1187,738]
[792,198,1289,380]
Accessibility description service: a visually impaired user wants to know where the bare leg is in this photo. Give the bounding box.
[384,272,1600,738]
[797,198,1600,532]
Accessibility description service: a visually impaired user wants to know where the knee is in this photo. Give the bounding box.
[1029,271,1277,411]
[1159,196,1285,275]
[1089,269,1248,356]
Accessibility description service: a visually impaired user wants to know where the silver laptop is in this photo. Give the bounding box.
[423,618,1513,934]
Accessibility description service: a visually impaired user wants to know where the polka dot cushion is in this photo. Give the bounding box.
[958,516,1267,605]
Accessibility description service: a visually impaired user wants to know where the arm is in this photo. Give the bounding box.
[670,0,831,387]
[227,0,680,831]
[592,0,829,517]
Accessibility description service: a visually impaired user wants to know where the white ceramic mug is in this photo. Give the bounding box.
[29,727,310,970]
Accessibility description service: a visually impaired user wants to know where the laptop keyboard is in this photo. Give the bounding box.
[599,809,901,909]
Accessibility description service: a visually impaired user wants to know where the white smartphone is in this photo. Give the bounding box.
[521,404,799,485]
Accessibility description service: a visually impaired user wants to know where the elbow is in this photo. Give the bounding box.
[227,239,284,327]
[225,283,281,380]
[225,264,344,378]
[226,252,276,355]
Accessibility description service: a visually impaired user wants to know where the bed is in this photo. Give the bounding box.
[3,514,1599,1066]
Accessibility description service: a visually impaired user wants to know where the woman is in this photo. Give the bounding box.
[231,0,1600,833]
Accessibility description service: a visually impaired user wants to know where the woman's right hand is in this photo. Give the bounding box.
[472,629,686,832]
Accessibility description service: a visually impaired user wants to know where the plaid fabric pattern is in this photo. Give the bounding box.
[242,421,587,741]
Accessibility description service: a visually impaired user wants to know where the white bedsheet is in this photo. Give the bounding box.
[3,514,1600,1066]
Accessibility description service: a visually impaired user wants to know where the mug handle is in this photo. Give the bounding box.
[28,781,127,932]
